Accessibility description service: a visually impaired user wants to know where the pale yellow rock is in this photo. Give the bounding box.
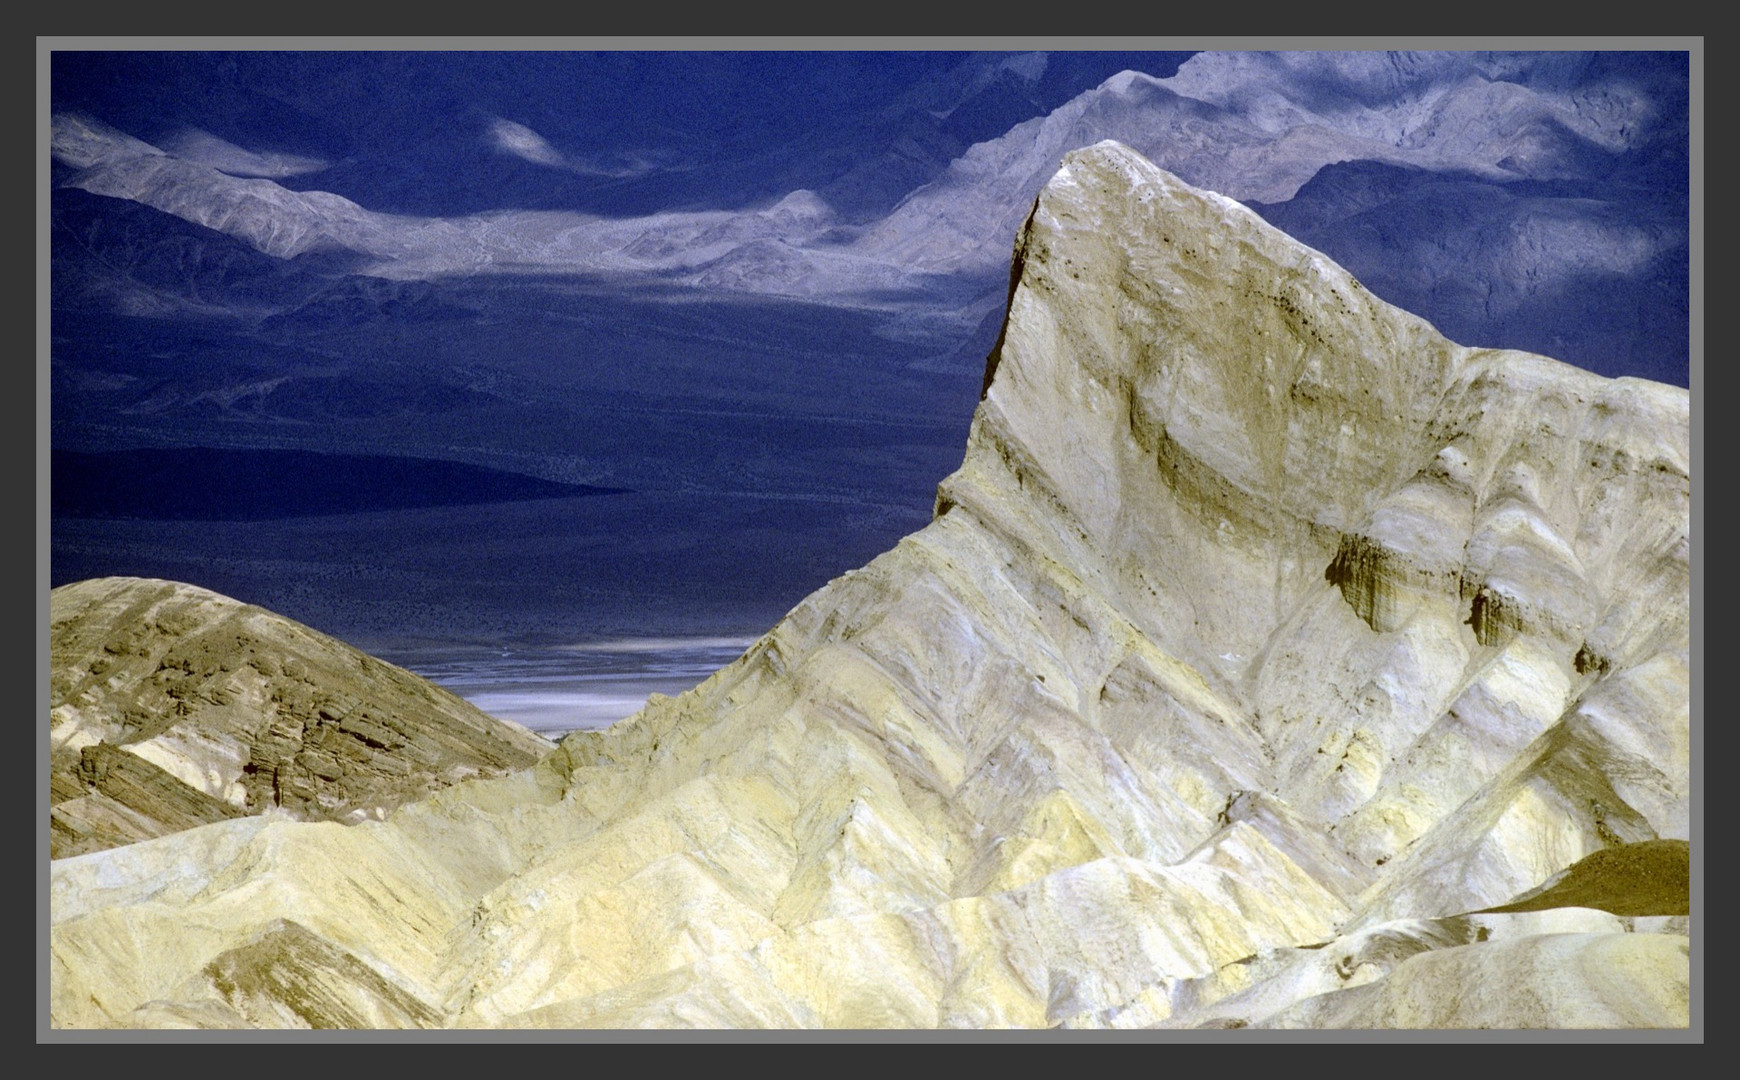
[1155,906,1648,1029]
[1255,931,1690,1029]
[48,142,1690,1031]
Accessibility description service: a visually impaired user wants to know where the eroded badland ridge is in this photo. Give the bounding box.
[47,143,1691,1031]
[49,576,553,859]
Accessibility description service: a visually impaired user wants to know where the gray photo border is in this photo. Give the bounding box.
[36,35,1704,1046]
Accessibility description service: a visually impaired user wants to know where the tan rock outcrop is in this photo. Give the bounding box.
[49,576,553,858]
[48,143,1691,1031]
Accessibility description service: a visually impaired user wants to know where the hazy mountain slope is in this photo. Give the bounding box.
[50,51,1198,222]
[51,51,1688,378]
[1249,160,1688,381]
[855,51,1688,382]
[859,52,1684,268]
[49,577,554,859]
[48,144,1689,1030]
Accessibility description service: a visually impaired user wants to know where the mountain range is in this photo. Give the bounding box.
[46,141,1692,1031]
[47,49,1692,658]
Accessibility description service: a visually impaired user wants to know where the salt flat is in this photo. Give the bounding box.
[395,641,759,736]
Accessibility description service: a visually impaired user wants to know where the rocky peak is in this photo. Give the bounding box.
[48,144,1691,1031]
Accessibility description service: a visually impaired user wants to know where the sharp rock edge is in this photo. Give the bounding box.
[49,142,1690,1031]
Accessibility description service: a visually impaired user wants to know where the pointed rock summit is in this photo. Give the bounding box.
[48,143,1690,1030]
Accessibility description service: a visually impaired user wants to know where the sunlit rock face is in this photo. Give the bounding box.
[47,143,1690,1031]
[49,577,553,859]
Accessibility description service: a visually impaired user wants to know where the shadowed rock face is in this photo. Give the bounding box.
[1476,838,1690,918]
[48,144,1690,1031]
[49,577,553,858]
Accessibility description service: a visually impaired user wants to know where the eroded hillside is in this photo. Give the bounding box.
[50,577,553,859]
[47,143,1691,1030]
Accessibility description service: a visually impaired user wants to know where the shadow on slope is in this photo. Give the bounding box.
[1250,160,1689,385]
[1476,839,1690,917]
[52,447,628,522]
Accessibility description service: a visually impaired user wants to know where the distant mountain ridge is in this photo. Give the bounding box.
[51,50,1689,380]
[50,51,1200,220]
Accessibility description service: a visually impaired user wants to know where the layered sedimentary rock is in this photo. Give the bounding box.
[49,577,553,859]
[47,143,1691,1030]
